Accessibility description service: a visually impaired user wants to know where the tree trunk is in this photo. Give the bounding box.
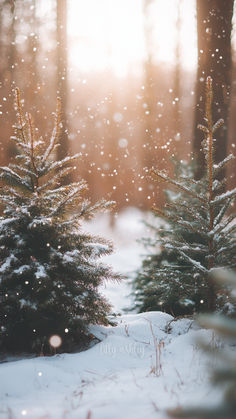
[28,0,38,105]
[56,0,68,163]
[142,0,156,207]
[173,0,181,151]
[7,0,17,159]
[194,0,234,181]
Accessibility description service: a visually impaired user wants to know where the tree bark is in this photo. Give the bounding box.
[173,0,181,149]
[194,0,234,181]
[28,0,38,105]
[7,0,17,159]
[56,0,69,162]
[142,0,156,206]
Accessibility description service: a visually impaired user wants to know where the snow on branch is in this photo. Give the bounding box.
[164,242,208,255]
[37,166,75,193]
[0,166,31,190]
[151,169,207,204]
[178,250,207,273]
[213,153,235,175]
[212,118,224,133]
[153,205,208,237]
[49,182,88,216]
[211,187,236,205]
[42,97,61,163]
[49,154,82,172]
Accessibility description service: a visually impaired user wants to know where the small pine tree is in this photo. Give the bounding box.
[133,77,236,315]
[168,270,236,419]
[133,163,206,316]
[0,88,120,354]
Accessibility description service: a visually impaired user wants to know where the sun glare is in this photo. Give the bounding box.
[152,0,197,68]
[68,0,197,77]
[68,0,145,77]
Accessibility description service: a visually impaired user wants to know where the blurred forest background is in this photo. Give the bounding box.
[0,0,235,213]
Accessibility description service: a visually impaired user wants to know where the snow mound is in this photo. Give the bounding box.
[0,311,218,419]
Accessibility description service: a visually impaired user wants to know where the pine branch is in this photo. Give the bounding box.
[42,97,61,163]
[178,177,201,187]
[27,113,39,190]
[4,187,24,200]
[217,223,236,238]
[151,169,207,204]
[178,250,207,273]
[213,153,235,175]
[8,164,37,179]
[212,178,227,193]
[49,154,82,173]
[153,205,208,237]
[45,181,87,199]
[49,183,88,216]
[212,118,224,133]
[0,196,19,209]
[213,198,232,227]
[164,242,208,255]
[10,137,31,154]
[37,166,75,193]
[165,201,209,228]
[15,87,26,145]
[216,243,236,258]
[76,199,115,220]
[0,167,31,190]
[211,213,236,236]
[210,187,236,205]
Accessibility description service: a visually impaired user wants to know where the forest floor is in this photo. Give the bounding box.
[0,208,221,419]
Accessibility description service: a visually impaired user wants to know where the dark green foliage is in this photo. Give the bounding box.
[0,89,120,354]
[168,270,236,419]
[133,163,210,316]
[133,182,208,316]
[133,77,236,315]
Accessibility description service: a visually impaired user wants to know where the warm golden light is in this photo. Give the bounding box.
[68,0,197,76]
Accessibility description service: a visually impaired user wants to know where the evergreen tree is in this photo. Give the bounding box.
[133,163,206,316]
[168,270,236,419]
[0,88,120,354]
[133,77,236,315]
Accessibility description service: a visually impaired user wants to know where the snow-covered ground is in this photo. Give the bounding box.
[0,312,218,419]
[84,206,148,313]
[0,208,221,419]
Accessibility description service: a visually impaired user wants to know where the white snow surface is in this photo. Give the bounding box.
[0,313,218,419]
[0,208,224,418]
[83,207,152,313]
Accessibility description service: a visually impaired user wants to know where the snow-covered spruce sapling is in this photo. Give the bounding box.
[168,270,236,419]
[133,77,236,315]
[132,162,207,316]
[0,88,120,354]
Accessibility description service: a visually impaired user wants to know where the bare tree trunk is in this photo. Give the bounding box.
[56,0,69,162]
[8,0,16,85]
[173,0,181,145]
[7,0,17,159]
[143,0,154,151]
[0,3,4,77]
[28,0,38,105]
[194,0,234,181]
[142,0,155,206]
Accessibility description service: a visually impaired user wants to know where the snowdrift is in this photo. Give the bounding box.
[0,311,218,419]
